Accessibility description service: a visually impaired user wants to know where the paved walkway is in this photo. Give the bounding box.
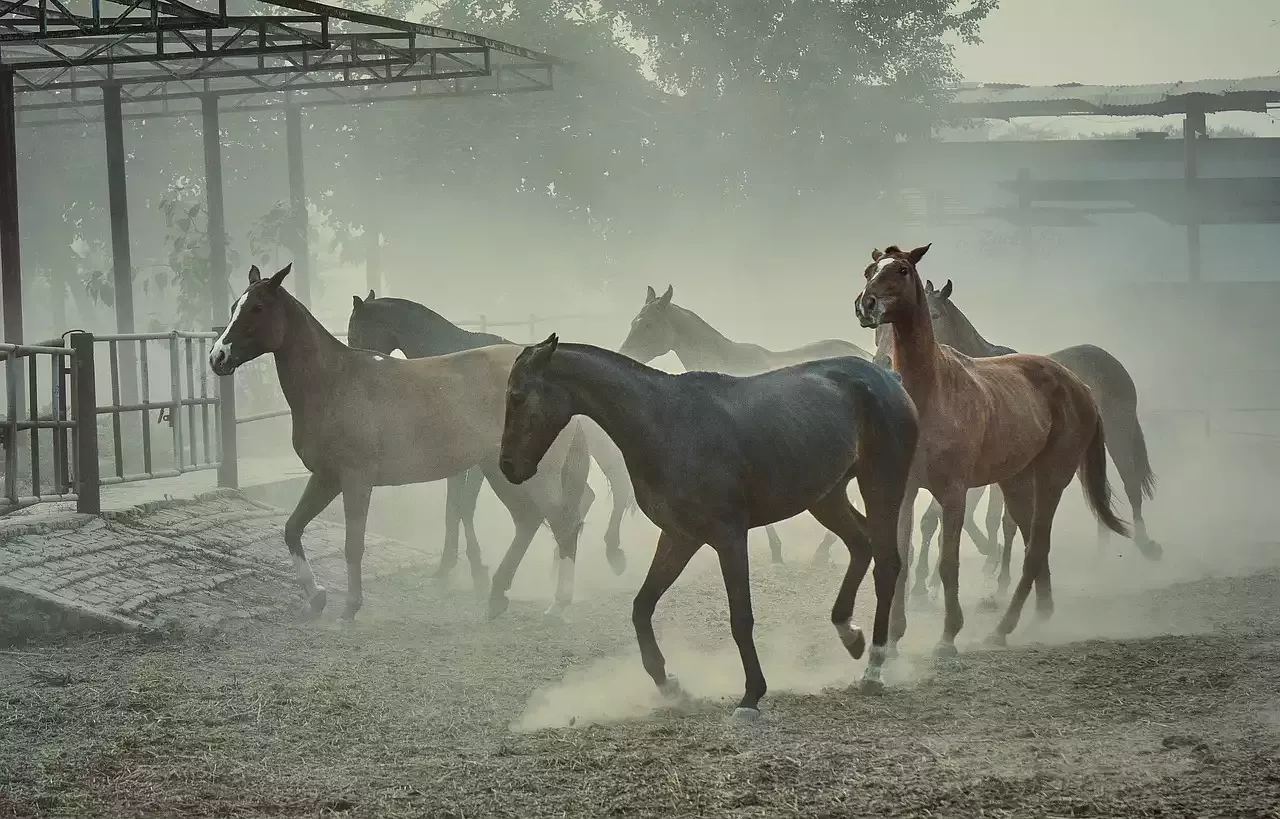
[0,485,432,642]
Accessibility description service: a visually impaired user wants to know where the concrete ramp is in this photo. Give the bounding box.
[0,490,433,642]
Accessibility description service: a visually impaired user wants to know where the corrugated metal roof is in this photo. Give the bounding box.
[948,75,1280,118]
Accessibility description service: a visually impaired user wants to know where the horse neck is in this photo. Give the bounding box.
[888,292,944,411]
[552,346,673,476]
[940,305,1002,357]
[667,306,749,371]
[274,295,350,409]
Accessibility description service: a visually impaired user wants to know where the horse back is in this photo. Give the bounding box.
[1048,344,1138,407]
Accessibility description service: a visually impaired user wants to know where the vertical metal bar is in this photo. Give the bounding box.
[102,83,139,404]
[27,352,39,497]
[198,337,210,465]
[1184,110,1204,283]
[0,71,24,344]
[202,94,231,326]
[51,350,68,493]
[185,337,196,467]
[71,333,100,514]
[285,104,311,306]
[4,355,19,504]
[139,339,152,475]
[108,339,123,479]
[214,325,238,489]
[169,334,183,473]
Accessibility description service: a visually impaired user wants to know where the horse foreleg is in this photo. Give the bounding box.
[456,467,488,592]
[765,525,784,565]
[811,530,839,566]
[437,471,466,579]
[593,447,633,576]
[982,486,1005,576]
[339,476,374,621]
[915,500,940,599]
[713,530,766,719]
[284,472,340,615]
[890,485,919,654]
[934,492,967,657]
[480,466,545,620]
[633,531,699,701]
[961,486,993,557]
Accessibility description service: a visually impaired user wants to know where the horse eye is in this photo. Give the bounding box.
[251,303,265,313]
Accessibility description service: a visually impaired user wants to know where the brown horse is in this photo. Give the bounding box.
[617,284,872,565]
[209,263,593,622]
[499,336,918,718]
[856,244,1129,653]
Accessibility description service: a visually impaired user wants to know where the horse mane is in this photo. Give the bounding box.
[937,297,1004,354]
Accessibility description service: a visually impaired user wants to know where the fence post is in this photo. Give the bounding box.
[70,332,100,515]
[214,327,239,489]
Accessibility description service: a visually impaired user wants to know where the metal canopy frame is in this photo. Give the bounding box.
[0,0,560,347]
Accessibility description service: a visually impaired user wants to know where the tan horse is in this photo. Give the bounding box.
[209,263,592,622]
[855,244,1129,653]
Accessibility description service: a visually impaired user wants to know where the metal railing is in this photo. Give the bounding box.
[90,331,223,488]
[1,334,98,515]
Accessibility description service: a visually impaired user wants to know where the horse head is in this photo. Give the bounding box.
[209,263,293,376]
[855,244,930,330]
[501,333,574,485]
[617,284,676,363]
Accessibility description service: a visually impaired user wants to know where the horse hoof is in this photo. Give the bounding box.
[1140,539,1164,561]
[307,588,327,616]
[486,594,510,621]
[606,549,628,576]
[985,633,1007,648]
[809,552,828,567]
[542,608,567,626]
[838,626,866,660]
[658,675,684,702]
[976,596,1001,614]
[732,707,761,723]
[884,641,900,660]
[932,642,959,659]
[859,676,886,695]
[340,601,361,621]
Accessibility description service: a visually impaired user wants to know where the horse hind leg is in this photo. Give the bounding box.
[479,466,545,621]
[284,472,340,615]
[980,474,1033,613]
[456,467,489,593]
[990,465,1071,645]
[1101,409,1162,560]
[436,471,465,581]
[765,524,785,565]
[915,499,940,599]
[982,486,1005,576]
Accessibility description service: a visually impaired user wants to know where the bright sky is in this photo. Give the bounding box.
[952,0,1280,135]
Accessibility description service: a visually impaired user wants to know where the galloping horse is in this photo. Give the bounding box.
[348,293,634,581]
[499,335,918,718]
[856,244,1129,653]
[209,264,593,621]
[617,284,874,565]
[892,279,1164,598]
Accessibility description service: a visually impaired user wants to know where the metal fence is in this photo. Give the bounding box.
[1,312,592,517]
[0,334,98,515]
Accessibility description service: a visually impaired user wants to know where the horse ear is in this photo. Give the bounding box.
[367,290,376,301]
[352,295,364,310]
[871,248,884,262]
[658,285,673,305]
[528,333,559,367]
[248,265,262,284]
[908,243,932,264]
[267,263,292,289]
[939,279,953,299]
[645,285,657,304]
[925,279,935,294]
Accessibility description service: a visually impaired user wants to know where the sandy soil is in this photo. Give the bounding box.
[3,498,1280,819]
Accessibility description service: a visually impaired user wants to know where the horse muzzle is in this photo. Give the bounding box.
[499,455,536,485]
[208,348,238,377]
[855,295,884,329]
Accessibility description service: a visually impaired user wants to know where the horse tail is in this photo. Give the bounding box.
[1079,414,1131,538]
[1130,413,1157,501]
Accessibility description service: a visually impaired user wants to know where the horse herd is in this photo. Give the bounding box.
[207,243,1160,721]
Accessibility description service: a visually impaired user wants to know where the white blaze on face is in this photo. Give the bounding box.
[874,256,895,276]
[209,292,247,367]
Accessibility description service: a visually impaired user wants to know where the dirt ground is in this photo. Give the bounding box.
[3,487,1280,819]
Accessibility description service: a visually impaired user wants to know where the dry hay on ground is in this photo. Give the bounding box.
[2,547,1279,819]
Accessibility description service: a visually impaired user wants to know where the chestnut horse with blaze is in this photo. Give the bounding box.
[856,244,1129,653]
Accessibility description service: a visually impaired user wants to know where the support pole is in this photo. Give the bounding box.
[0,70,23,343]
[285,104,311,306]
[102,83,138,403]
[1183,109,1205,283]
[202,94,231,325]
[70,331,100,515]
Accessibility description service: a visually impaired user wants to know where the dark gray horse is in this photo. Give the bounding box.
[499,335,919,720]
[617,284,874,566]
[348,293,633,586]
